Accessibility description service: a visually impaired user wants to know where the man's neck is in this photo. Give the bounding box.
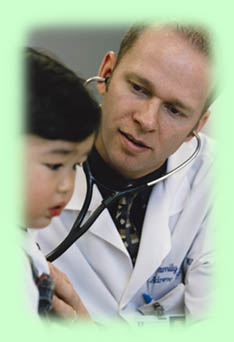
[88,147,167,190]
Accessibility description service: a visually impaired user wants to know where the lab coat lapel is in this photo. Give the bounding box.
[67,167,131,256]
[119,139,196,308]
[165,137,197,215]
[88,196,130,257]
[119,180,172,309]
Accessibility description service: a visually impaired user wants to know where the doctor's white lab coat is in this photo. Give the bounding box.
[36,133,214,323]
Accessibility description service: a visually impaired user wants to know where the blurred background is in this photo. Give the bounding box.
[28,26,215,137]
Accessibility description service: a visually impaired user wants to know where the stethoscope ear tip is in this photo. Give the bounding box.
[84,76,106,87]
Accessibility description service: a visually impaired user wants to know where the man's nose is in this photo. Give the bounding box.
[133,98,160,132]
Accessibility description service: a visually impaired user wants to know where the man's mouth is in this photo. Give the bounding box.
[120,130,151,149]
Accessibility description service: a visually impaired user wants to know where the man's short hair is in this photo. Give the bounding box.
[114,22,215,114]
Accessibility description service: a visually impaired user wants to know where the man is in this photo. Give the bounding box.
[36,22,215,323]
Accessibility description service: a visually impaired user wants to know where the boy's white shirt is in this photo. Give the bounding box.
[23,230,50,315]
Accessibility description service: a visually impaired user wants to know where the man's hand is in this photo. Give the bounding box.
[48,263,91,321]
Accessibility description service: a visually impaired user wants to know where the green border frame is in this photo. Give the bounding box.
[1,0,232,340]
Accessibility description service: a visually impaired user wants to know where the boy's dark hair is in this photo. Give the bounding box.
[26,47,100,142]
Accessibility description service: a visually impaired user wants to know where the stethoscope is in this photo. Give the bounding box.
[46,76,201,262]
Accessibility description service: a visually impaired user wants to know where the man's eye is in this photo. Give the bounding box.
[132,83,143,92]
[164,104,181,116]
[130,82,149,96]
[45,163,62,171]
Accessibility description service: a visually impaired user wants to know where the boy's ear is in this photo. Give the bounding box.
[97,51,117,95]
[186,110,211,142]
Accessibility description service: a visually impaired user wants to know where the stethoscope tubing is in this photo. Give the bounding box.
[46,131,200,262]
[46,76,201,262]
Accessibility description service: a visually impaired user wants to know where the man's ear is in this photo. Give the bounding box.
[97,51,117,95]
[186,110,211,141]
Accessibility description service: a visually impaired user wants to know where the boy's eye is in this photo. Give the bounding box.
[45,163,62,171]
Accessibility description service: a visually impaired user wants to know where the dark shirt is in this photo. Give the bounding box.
[88,147,167,239]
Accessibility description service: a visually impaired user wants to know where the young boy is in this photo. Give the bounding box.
[23,48,100,320]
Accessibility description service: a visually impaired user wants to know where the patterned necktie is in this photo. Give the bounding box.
[115,192,140,265]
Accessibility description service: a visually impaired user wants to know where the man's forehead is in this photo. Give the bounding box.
[125,26,211,83]
[121,27,210,74]
[116,27,212,114]
[133,26,194,55]
[126,25,211,66]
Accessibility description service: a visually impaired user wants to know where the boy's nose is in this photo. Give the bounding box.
[58,173,75,194]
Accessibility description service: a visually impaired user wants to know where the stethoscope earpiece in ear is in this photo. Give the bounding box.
[83,76,105,87]
[83,76,110,89]
[104,77,110,91]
